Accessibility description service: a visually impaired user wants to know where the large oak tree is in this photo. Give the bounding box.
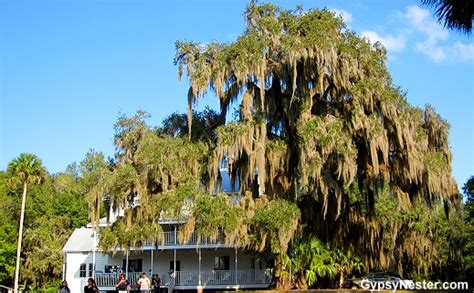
[174,1,460,278]
[90,3,461,288]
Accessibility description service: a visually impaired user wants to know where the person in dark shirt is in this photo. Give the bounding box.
[115,273,130,293]
[151,274,161,293]
[83,278,99,293]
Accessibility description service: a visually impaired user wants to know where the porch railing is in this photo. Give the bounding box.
[95,269,271,288]
[144,230,226,247]
[95,272,139,288]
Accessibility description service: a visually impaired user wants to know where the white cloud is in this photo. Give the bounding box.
[340,4,473,63]
[415,41,447,62]
[330,8,353,24]
[402,5,474,63]
[361,30,407,52]
[404,5,449,62]
[452,41,474,62]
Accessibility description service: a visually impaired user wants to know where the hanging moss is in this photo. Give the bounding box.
[88,2,461,284]
[249,198,300,253]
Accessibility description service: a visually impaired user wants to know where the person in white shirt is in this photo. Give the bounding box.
[137,272,152,292]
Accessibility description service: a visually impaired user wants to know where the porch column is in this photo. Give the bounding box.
[125,251,129,275]
[198,248,201,286]
[173,225,177,279]
[173,249,176,280]
[151,249,154,275]
[92,229,96,279]
[197,247,202,293]
[234,247,238,283]
[62,252,66,280]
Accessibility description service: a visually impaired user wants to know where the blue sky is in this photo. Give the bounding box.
[1,0,473,188]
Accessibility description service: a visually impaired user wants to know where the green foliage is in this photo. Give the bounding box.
[156,180,199,220]
[298,116,357,159]
[135,131,209,190]
[249,199,300,253]
[0,172,17,283]
[463,176,474,280]
[285,237,363,288]
[423,151,450,175]
[159,107,221,142]
[7,153,46,188]
[373,184,464,280]
[195,193,240,239]
[344,181,364,205]
[215,122,253,146]
[463,176,474,202]
[78,150,108,193]
[0,156,89,290]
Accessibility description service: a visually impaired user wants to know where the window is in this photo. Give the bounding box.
[123,259,143,272]
[214,256,230,270]
[88,263,93,277]
[80,264,86,278]
[169,261,181,271]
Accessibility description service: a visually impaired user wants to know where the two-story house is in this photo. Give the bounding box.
[62,170,272,292]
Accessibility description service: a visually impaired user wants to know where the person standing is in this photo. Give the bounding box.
[137,272,152,292]
[166,269,175,293]
[83,278,99,293]
[166,269,175,285]
[115,273,130,293]
[58,280,70,293]
[151,274,161,293]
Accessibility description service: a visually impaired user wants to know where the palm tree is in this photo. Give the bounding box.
[7,153,46,293]
[333,248,364,288]
[422,0,474,34]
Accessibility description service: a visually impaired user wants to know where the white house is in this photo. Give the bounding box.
[62,171,272,292]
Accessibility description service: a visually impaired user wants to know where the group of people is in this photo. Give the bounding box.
[58,271,164,293]
[115,272,162,293]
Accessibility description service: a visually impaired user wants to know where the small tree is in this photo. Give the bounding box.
[333,248,364,288]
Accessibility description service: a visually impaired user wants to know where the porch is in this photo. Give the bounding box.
[95,269,271,290]
[88,247,271,291]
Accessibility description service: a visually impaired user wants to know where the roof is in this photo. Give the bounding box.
[62,227,96,252]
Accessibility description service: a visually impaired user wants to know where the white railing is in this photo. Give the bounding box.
[144,230,226,247]
[174,269,271,286]
[95,272,140,288]
[95,269,271,288]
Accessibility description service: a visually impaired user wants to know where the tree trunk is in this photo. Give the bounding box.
[339,271,345,288]
[272,255,290,290]
[14,182,28,293]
